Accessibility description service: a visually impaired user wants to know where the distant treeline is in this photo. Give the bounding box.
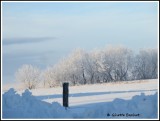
[15,46,158,89]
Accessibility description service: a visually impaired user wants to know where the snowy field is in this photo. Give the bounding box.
[2,79,158,119]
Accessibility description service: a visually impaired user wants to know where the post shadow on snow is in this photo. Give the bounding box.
[35,89,157,100]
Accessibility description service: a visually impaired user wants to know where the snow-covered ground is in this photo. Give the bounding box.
[2,79,158,119]
[18,79,158,106]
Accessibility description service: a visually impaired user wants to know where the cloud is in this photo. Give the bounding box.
[2,37,56,45]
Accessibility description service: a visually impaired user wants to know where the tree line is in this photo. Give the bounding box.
[15,46,158,89]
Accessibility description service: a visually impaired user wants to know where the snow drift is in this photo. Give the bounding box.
[2,88,71,118]
[3,88,158,119]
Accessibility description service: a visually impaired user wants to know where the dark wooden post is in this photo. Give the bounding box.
[63,82,69,108]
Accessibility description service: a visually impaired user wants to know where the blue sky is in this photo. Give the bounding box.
[2,2,158,83]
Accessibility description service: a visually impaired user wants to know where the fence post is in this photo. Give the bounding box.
[63,82,69,108]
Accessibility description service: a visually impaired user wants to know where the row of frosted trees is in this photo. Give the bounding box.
[15,46,158,89]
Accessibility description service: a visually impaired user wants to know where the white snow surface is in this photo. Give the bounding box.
[2,79,158,119]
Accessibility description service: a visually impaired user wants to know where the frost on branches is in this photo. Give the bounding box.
[15,65,41,89]
[15,46,158,89]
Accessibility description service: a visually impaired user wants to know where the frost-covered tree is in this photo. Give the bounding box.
[41,67,58,88]
[93,46,133,82]
[83,51,100,84]
[53,49,87,85]
[133,48,158,80]
[15,64,41,89]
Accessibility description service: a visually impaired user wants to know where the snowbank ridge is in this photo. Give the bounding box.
[2,88,158,119]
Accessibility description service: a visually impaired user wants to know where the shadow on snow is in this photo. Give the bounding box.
[35,89,157,100]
